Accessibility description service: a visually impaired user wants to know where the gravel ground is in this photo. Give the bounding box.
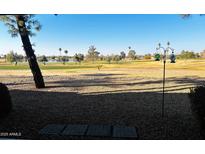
[0,69,204,139]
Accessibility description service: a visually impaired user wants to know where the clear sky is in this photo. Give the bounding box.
[1,14,205,56]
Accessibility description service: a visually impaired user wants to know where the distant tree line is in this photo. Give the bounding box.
[3,46,152,65]
[38,55,48,65]
[177,50,200,59]
[6,47,205,66]
[6,51,26,65]
[84,45,141,63]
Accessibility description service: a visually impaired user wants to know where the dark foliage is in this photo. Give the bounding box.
[0,83,12,119]
[189,86,205,137]
[189,86,205,118]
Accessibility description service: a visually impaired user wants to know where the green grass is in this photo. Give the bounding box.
[1,59,205,71]
[0,60,112,70]
[0,64,102,70]
[0,65,29,70]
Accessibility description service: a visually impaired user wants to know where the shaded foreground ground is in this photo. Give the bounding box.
[0,68,204,139]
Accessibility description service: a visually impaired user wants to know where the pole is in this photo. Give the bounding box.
[157,42,174,138]
[162,51,167,139]
[157,43,173,119]
[162,59,166,118]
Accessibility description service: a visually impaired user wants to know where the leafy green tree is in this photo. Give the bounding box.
[195,53,200,58]
[74,53,84,63]
[0,15,45,88]
[61,56,68,64]
[51,56,56,60]
[86,45,100,63]
[177,50,198,59]
[112,55,121,63]
[105,55,112,64]
[38,55,48,65]
[6,51,24,65]
[16,54,24,62]
[78,54,84,63]
[6,51,16,63]
[120,51,126,59]
[127,50,136,60]
[99,55,105,61]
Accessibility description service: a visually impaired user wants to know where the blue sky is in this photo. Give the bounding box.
[1,14,205,56]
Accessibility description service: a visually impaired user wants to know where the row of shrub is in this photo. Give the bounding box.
[0,83,12,119]
[189,86,205,137]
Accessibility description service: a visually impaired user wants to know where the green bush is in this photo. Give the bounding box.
[177,50,199,59]
[189,86,205,137]
[0,83,12,119]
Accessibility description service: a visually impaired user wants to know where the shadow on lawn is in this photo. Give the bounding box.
[3,74,205,89]
[82,73,126,77]
[0,89,202,140]
[45,76,204,91]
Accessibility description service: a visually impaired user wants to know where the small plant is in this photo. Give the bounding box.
[0,83,12,119]
[189,86,205,137]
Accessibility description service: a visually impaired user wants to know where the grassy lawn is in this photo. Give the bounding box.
[0,59,205,139]
[1,59,205,71]
[0,62,99,70]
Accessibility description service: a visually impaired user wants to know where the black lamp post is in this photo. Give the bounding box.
[156,42,175,118]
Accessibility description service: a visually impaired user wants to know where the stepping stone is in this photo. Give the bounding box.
[61,124,88,136]
[113,126,138,139]
[86,125,111,137]
[39,124,66,135]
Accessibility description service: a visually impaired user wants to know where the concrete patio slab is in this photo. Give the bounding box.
[112,126,138,139]
[61,124,88,136]
[39,124,66,135]
[86,125,112,137]
[39,124,139,139]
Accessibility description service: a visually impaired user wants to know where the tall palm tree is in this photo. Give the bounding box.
[0,15,45,88]
[64,50,68,63]
[63,50,68,64]
[64,50,68,55]
[58,48,62,62]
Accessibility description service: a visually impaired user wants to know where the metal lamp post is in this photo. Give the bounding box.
[156,42,175,118]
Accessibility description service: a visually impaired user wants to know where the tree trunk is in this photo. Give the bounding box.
[15,15,45,88]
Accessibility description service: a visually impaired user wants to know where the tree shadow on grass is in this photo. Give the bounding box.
[0,89,202,140]
[44,76,204,91]
[82,73,126,77]
[3,75,205,89]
